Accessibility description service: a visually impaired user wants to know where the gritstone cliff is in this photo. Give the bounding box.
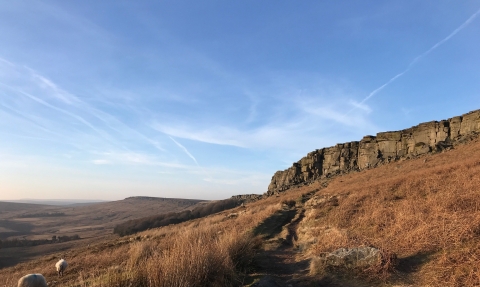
[267,109,480,195]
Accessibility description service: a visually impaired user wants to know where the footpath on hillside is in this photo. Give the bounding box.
[243,193,400,287]
[244,194,316,287]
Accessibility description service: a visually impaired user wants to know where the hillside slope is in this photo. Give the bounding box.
[297,135,480,286]
[2,137,480,286]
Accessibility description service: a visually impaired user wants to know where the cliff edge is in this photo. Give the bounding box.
[267,109,480,195]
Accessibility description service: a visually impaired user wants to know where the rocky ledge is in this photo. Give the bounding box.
[267,109,480,195]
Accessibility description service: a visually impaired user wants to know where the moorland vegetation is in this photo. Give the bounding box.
[0,235,80,248]
[113,198,243,236]
[2,132,480,286]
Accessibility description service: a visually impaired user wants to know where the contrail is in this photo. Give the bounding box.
[169,136,218,183]
[0,99,60,136]
[169,136,199,166]
[3,62,167,154]
[1,83,121,149]
[88,106,167,152]
[31,66,168,153]
[19,90,107,138]
[358,8,480,106]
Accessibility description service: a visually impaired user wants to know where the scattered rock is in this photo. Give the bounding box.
[320,247,382,269]
[304,194,339,209]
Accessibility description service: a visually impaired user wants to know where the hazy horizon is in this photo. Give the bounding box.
[0,196,208,202]
[0,198,110,206]
[1,1,479,201]
[2,198,108,202]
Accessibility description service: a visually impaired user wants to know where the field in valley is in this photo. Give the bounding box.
[0,197,206,268]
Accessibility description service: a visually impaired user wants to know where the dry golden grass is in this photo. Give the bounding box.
[301,138,480,286]
[4,139,480,286]
[73,227,261,287]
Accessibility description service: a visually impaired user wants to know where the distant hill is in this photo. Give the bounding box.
[0,196,208,241]
[0,201,55,212]
[113,197,243,236]
[2,199,108,206]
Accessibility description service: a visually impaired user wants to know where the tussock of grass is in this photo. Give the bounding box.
[108,228,259,287]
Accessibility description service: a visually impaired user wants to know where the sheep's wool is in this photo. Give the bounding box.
[17,274,48,287]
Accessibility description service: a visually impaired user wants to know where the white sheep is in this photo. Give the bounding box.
[17,274,47,287]
[55,258,68,277]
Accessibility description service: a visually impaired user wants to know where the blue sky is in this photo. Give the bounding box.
[0,1,479,201]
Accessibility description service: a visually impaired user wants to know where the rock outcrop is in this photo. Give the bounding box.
[267,109,480,195]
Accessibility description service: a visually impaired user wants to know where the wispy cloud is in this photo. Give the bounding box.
[153,89,378,151]
[1,53,379,187]
[155,124,246,148]
[17,89,112,143]
[358,8,480,105]
[89,150,194,169]
[297,94,375,128]
[202,173,267,186]
[0,99,59,136]
[92,159,110,165]
[29,69,80,104]
[0,59,171,163]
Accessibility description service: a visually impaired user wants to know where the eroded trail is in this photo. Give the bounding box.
[252,247,311,287]
[246,195,316,287]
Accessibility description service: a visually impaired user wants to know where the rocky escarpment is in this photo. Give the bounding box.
[267,109,480,195]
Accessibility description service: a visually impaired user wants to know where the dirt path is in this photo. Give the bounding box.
[246,200,415,287]
[247,198,316,287]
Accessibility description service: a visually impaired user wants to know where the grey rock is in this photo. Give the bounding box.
[267,109,480,195]
[321,247,382,269]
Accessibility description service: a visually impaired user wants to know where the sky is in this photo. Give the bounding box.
[0,1,479,201]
